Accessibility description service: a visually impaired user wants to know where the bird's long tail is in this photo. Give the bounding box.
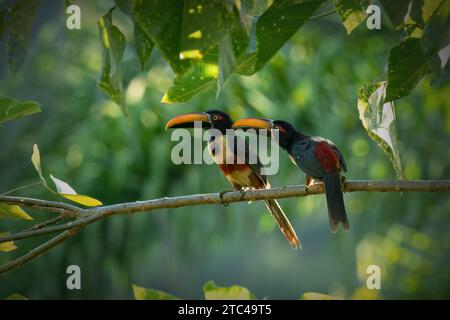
[264,199,301,249]
[323,172,349,232]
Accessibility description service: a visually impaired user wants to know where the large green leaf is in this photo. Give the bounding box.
[379,0,411,29]
[358,82,404,179]
[132,284,181,300]
[97,10,127,115]
[162,48,219,103]
[332,0,369,34]
[203,281,256,300]
[6,293,29,300]
[385,38,428,102]
[0,204,33,221]
[134,21,155,71]
[421,0,450,85]
[236,0,324,75]
[5,0,40,74]
[116,0,154,71]
[0,97,41,125]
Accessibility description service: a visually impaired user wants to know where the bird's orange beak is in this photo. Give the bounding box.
[165,112,211,130]
[232,117,274,130]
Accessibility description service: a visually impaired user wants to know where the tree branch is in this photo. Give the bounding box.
[0,180,449,274]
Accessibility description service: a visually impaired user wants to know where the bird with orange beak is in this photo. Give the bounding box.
[165,110,300,249]
[233,118,349,233]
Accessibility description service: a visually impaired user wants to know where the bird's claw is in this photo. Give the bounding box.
[219,189,233,207]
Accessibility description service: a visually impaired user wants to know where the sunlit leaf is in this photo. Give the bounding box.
[0,204,33,220]
[385,38,428,102]
[161,48,219,103]
[50,175,102,207]
[358,81,404,179]
[132,284,181,300]
[332,0,369,34]
[236,0,323,75]
[58,194,102,207]
[0,232,17,252]
[301,292,342,300]
[203,281,255,300]
[31,144,46,186]
[5,0,39,73]
[97,10,127,115]
[6,293,29,300]
[0,97,41,125]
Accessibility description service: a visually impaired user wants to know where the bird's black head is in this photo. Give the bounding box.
[205,109,233,133]
[271,120,300,150]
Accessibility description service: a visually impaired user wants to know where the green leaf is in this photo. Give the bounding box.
[379,0,411,29]
[132,284,181,300]
[0,232,17,252]
[236,0,324,75]
[301,292,342,300]
[203,281,256,300]
[161,48,219,103]
[133,0,191,74]
[0,97,41,125]
[332,0,369,34]
[6,293,29,300]
[5,0,40,74]
[421,0,450,85]
[385,38,428,102]
[218,33,236,94]
[97,10,127,115]
[358,81,404,179]
[0,204,33,220]
[134,21,154,71]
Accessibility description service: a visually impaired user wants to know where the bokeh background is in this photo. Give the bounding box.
[0,1,449,299]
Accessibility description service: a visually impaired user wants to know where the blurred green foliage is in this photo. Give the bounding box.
[0,0,449,299]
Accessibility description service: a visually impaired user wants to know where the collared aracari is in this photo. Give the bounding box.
[165,110,300,249]
[232,118,349,233]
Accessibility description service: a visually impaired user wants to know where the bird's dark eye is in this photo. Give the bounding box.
[212,115,218,121]
[274,126,280,130]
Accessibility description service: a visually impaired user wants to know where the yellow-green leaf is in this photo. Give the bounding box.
[0,232,17,252]
[59,194,102,207]
[6,293,28,300]
[203,281,255,300]
[301,292,342,300]
[132,284,181,300]
[0,204,33,220]
[0,97,41,125]
[31,144,46,185]
[332,0,369,34]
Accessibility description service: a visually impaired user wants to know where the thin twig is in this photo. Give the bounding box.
[0,229,79,274]
[25,213,71,232]
[1,181,42,196]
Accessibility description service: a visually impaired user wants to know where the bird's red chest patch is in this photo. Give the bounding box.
[218,163,252,175]
[314,142,340,172]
